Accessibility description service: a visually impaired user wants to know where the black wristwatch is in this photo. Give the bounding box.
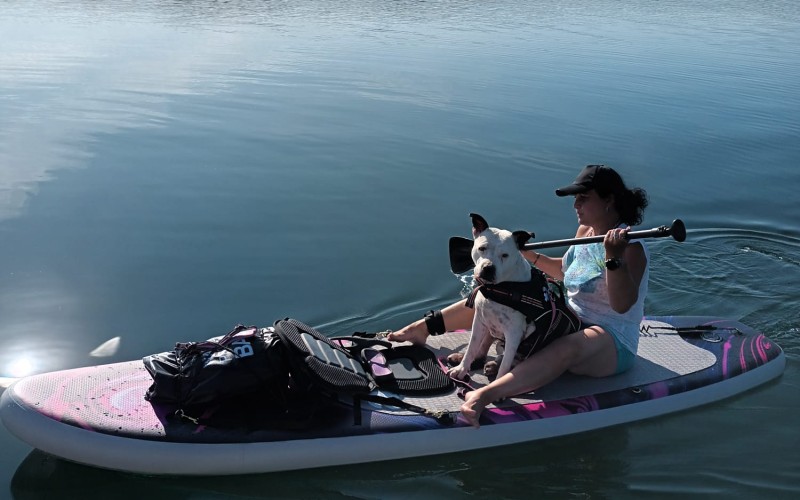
[605,257,622,271]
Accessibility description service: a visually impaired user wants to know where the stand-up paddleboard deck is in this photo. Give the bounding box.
[0,316,785,476]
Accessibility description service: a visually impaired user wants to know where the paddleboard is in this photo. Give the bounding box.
[0,316,785,476]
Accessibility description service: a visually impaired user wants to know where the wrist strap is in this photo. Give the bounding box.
[424,309,446,336]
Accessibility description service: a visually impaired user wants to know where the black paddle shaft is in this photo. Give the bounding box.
[448,219,686,274]
[522,219,686,250]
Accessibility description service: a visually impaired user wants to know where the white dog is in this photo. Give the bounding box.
[448,213,537,381]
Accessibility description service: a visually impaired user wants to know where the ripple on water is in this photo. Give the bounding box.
[649,228,800,351]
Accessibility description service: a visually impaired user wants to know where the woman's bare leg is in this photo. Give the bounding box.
[387,299,474,345]
[460,326,618,427]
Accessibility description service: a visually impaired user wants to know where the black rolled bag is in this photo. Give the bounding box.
[142,324,291,413]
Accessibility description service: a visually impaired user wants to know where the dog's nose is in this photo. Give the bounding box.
[478,264,495,282]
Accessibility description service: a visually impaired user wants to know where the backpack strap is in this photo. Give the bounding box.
[354,394,456,426]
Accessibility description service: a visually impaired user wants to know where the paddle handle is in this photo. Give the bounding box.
[522,219,686,251]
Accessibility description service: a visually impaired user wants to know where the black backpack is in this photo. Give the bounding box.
[142,325,290,412]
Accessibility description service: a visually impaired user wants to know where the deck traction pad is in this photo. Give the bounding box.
[390,319,717,414]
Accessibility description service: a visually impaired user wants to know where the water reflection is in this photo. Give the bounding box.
[4,357,34,379]
[10,426,632,499]
[0,276,85,377]
[0,2,302,222]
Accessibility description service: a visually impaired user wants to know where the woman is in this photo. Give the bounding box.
[387,165,649,427]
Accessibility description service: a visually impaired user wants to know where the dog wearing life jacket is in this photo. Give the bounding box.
[448,213,580,381]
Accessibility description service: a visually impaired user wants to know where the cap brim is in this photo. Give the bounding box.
[555,184,590,197]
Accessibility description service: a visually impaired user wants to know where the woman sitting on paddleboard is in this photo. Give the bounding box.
[387,165,649,428]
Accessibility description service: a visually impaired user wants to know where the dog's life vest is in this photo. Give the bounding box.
[465,268,581,358]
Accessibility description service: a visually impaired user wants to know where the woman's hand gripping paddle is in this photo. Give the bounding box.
[448,219,686,274]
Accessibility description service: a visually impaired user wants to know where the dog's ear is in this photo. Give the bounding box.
[470,213,490,237]
[512,230,534,250]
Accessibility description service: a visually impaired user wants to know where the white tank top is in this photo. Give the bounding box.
[561,234,649,354]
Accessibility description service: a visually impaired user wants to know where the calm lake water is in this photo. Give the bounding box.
[1,0,799,498]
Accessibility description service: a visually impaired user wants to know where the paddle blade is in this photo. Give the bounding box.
[669,219,686,242]
[448,237,474,274]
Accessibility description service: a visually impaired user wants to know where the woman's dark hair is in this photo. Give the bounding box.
[594,168,649,226]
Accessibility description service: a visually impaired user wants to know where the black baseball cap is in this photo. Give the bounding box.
[555,165,622,197]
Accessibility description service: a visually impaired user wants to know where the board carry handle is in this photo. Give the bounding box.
[448,219,686,274]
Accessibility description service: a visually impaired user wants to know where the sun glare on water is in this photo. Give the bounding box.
[6,357,36,378]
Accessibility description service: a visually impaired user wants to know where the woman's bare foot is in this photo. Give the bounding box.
[386,321,429,345]
[460,389,489,428]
